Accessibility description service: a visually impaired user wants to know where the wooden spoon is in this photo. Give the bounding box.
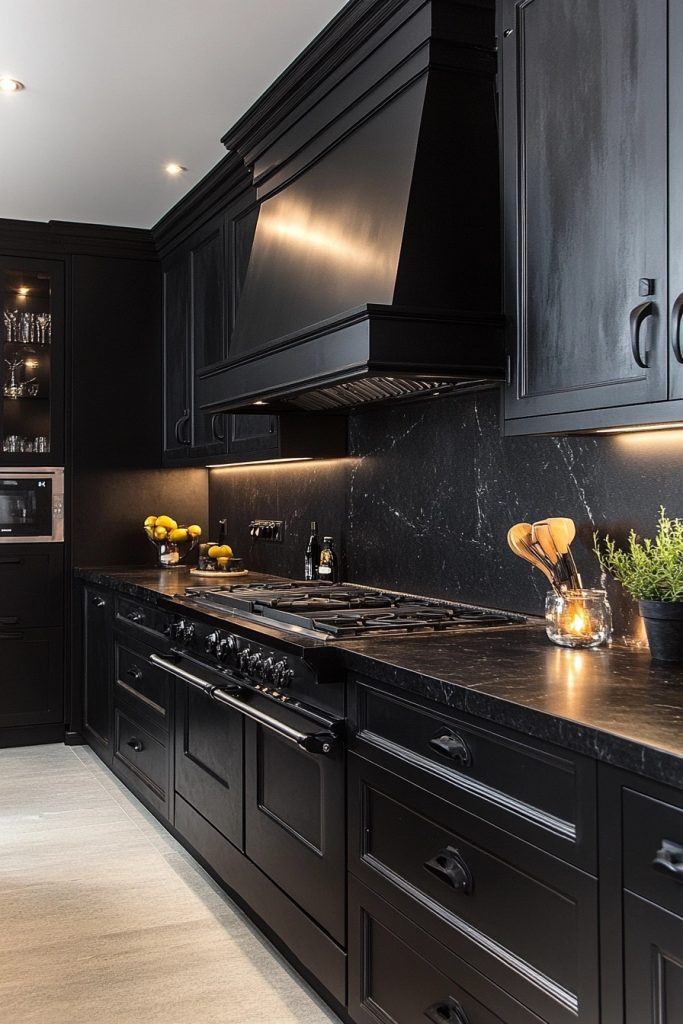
[545,517,583,588]
[507,524,560,590]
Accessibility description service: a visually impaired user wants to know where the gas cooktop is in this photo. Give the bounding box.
[183,581,523,639]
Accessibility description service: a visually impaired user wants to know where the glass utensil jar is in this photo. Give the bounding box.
[545,589,612,648]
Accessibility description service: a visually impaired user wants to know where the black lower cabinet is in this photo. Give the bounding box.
[0,627,63,731]
[348,877,545,1024]
[82,586,113,764]
[174,677,244,850]
[624,893,683,1024]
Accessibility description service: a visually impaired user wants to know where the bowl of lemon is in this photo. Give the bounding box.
[144,515,202,569]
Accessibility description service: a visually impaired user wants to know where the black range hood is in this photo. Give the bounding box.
[198,0,504,415]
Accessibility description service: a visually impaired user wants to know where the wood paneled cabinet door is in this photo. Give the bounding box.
[624,893,683,1023]
[500,0,670,428]
[82,586,113,765]
[162,215,227,463]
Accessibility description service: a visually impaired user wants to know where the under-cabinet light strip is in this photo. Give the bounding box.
[593,422,683,435]
[206,458,312,469]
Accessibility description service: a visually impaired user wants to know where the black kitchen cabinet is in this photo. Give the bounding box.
[82,584,113,765]
[500,0,683,434]
[624,894,683,1024]
[225,413,278,458]
[162,215,226,464]
[0,255,65,463]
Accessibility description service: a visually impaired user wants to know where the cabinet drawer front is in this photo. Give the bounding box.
[348,876,545,1024]
[623,788,683,917]
[350,679,597,869]
[349,754,598,1024]
[115,597,171,646]
[114,708,168,816]
[115,642,170,724]
[0,550,62,627]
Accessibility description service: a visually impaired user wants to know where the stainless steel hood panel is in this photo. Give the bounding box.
[207,0,501,413]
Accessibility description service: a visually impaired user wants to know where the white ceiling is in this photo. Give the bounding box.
[1,0,348,229]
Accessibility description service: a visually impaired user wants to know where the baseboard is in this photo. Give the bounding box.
[0,723,65,748]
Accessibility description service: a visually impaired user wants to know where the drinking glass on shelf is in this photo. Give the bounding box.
[3,310,18,344]
[36,313,51,345]
[34,436,49,453]
[3,435,22,453]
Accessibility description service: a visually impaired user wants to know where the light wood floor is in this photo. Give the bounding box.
[0,743,341,1024]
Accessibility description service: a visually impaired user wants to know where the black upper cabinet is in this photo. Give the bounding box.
[0,256,64,464]
[668,1,683,402]
[500,0,683,434]
[162,216,226,464]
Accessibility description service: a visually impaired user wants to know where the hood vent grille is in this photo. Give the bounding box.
[287,378,457,412]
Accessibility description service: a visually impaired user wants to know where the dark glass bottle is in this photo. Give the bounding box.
[218,518,229,546]
[318,536,338,583]
[304,521,320,580]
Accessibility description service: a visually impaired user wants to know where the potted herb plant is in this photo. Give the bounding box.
[594,508,683,663]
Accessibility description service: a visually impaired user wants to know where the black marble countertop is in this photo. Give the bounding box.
[76,567,683,788]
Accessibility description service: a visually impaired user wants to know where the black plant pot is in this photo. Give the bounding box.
[639,600,683,663]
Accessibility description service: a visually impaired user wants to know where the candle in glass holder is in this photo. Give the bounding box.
[545,589,612,649]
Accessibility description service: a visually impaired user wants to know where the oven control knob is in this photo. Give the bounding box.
[172,620,194,644]
[248,652,264,678]
[262,657,276,684]
[238,648,252,673]
[183,622,195,645]
[205,631,220,655]
[273,660,294,688]
[223,634,239,653]
[216,637,236,661]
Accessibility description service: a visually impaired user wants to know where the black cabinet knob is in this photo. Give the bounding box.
[424,846,473,894]
[127,609,144,623]
[425,997,470,1024]
[91,596,106,608]
[127,738,144,753]
[126,667,143,682]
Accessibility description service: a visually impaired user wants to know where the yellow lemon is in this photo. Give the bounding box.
[144,525,155,540]
[169,527,188,543]
[217,556,231,568]
[153,525,168,541]
[207,545,222,560]
[144,515,158,528]
[187,524,202,537]
[156,515,177,531]
[219,545,233,559]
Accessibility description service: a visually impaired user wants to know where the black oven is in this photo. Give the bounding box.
[0,467,64,542]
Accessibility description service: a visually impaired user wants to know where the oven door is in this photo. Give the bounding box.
[240,693,346,946]
[0,469,62,542]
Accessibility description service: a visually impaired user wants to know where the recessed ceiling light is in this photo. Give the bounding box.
[165,162,187,176]
[0,77,24,93]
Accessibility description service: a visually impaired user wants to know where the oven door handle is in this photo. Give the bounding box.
[150,653,225,696]
[212,687,337,755]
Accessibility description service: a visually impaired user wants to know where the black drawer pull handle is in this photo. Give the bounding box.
[91,596,106,608]
[429,728,471,767]
[425,997,470,1024]
[126,667,143,681]
[424,846,473,894]
[672,293,683,364]
[127,610,143,623]
[653,839,683,881]
[0,559,22,566]
[127,738,144,753]
[630,300,654,369]
[0,616,19,625]
[211,413,225,442]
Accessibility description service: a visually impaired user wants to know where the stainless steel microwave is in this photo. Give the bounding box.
[0,467,64,543]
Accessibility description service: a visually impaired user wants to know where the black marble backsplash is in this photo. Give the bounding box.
[209,388,683,638]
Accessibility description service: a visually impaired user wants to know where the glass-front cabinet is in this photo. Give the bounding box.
[0,257,64,465]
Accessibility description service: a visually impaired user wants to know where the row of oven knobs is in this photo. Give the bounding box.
[239,649,294,687]
[204,631,238,659]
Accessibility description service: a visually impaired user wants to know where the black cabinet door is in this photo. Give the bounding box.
[227,413,278,457]
[190,218,228,458]
[501,0,668,423]
[0,256,65,464]
[174,679,244,850]
[0,546,63,628]
[668,1,683,400]
[0,627,62,729]
[82,585,113,764]
[162,252,191,460]
[624,892,683,1024]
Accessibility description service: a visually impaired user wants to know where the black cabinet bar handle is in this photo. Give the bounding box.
[0,559,22,566]
[425,997,470,1024]
[91,596,106,608]
[126,667,143,681]
[174,410,191,446]
[653,839,683,881]
[127,738,144,753]
[672,293,683,363]
[429,728,472,767]
[127,610,143,623]
[211,413,225,442]
[424,846,474,894]
[630,300,654,369]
